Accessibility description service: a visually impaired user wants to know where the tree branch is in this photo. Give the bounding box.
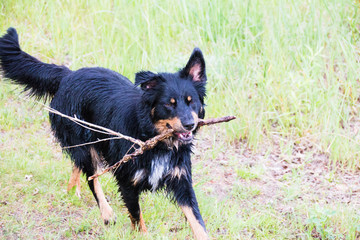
[42,104,235,180]
[87,116,236,180]
[45,106,145,148]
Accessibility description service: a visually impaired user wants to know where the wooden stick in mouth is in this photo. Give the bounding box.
[42,105,235,181]
[87,116,236,180]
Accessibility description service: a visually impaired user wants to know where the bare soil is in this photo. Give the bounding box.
[193,126,360,207]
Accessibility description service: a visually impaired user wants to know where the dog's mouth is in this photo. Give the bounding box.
[161,122,195,144]
[174,131,193,143]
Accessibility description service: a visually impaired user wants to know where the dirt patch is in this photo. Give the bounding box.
[192,127,360,207]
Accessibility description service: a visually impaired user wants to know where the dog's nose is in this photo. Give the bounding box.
[183,122,195,131]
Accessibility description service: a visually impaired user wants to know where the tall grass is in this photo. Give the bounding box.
[1,0,360,167]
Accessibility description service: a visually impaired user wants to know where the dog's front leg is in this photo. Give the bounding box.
[180,203,208,240]
[168,176,208,240]
[118,185,147,233]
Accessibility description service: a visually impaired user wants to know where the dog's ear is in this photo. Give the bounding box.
[180,48,206,83]
[180,48,207,105]
[135,71,163,90]
[135,71,164,105]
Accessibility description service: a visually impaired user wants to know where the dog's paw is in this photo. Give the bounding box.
[67,185,82,199]
[101,207,117,225]
[75,187,81,199]
[103,217,117,225]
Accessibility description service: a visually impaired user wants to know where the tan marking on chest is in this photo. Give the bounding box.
[170,166,186,180]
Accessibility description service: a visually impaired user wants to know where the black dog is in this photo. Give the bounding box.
[0,28,208,239]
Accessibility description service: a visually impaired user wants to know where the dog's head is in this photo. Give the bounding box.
[136,48,207,146]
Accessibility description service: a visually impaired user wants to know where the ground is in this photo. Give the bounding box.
[1,104,359,239]
[194,127,360,239]
[195,127,360,206]
[1,0,360,238]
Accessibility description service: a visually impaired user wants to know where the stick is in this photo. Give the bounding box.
[88,116,236,180]
[45,106,145,148]
[31,99,236,178]
[88,129,174,180]
[62,136,123,149]
[198,115,236,127]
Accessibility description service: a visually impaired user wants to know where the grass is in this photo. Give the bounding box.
[1,0,359,168]
[1,0,360,239]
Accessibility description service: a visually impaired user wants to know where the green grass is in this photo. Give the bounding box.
[1,0,360,168]
[1,0,360,239]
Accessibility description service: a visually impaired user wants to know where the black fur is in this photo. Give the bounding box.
[0,28,208,234]
[0,28,71,101]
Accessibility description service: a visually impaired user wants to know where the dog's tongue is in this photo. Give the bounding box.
[176,131,193,141]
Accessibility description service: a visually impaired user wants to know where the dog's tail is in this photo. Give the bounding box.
[0,27,71,100]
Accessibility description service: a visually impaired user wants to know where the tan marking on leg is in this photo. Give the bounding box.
[67,166,81,198]
[90,147,101,171]
[151,107,156,117]
[180,206,208,240]
[170,166,186,180]
[129,210,148,233]
[93,178,116,225]
[129,214,136,230]
[90,147,116,224]
[138,211,147,233]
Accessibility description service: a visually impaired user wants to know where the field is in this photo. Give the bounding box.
[1,0,360,239]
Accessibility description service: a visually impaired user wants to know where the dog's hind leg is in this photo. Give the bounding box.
[86,147,117,225]
[69,146,116,225]
[67,165,82,198]
[91,177,117,225]
[50,115,115,224]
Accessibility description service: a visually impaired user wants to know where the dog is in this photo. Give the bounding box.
[0,28,208,239]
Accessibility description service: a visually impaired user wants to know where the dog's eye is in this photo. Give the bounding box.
[165,98,176,108]
[186,96,192,105]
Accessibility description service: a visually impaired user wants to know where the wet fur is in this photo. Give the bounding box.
[0,28,208,239]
